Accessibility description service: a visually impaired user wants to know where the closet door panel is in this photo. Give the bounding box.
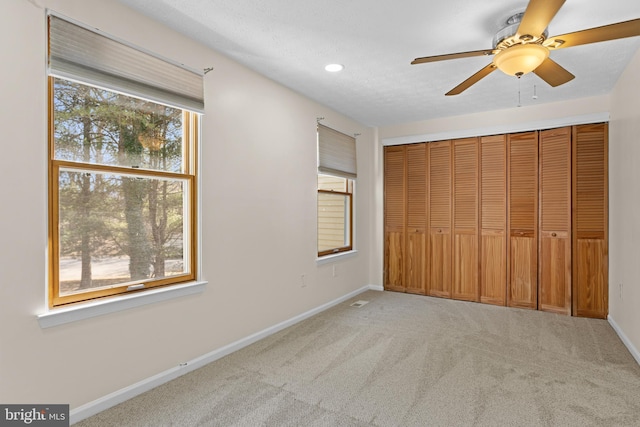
[480,135,506,305]
[384,146,406,291]
[452,138,478,301]
[573,123,608,318]
[428,141,452,298]
[406,143,427,295]
[575,239,607,317]
[539,127,571,315]
[507,132,538,309]
[430,231,451,297]
[509,235,538,306]
[453,232,478,301]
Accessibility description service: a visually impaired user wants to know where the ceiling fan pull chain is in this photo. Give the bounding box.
[517,77,522,107]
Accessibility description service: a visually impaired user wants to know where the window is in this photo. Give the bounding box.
[317,124,356,257]
[317,175,353,255]
[47,15,203,307]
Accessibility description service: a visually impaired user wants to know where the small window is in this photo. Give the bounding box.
[47,15,203,307]
[317,124,356,257]
[317,175,353,256]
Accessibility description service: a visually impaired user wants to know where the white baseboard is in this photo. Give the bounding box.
[367,284,384,291]
[70,285,377,424]
[608,315,640,367]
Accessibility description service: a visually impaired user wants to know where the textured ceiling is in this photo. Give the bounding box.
[117,0,640,127]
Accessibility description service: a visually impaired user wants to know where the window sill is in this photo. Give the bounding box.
[37,280,207,328]
[316,250,358,265]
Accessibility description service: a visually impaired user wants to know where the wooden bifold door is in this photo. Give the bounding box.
[383,123,608,319]
[480,135,507,306]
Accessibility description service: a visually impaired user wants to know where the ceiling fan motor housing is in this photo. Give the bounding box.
[493,13,549,49]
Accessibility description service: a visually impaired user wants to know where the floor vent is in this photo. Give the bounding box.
[350,300,369,308]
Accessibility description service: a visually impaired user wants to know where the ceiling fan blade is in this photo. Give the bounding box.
[545,18,640,50]
[517,0,566,38]
[411,49,495,65]
[533,57,575,87]
[445,63,496,96]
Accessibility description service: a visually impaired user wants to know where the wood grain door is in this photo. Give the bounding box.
[539,127,572,315]
[428,141,452,298]
[452,138,479,301]
[507,132,538,309]
[405,143,427,295]
[480,135,507,305]
[384,145,406,291]
[573,123,608,318]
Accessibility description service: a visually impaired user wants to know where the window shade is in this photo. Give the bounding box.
[48,15,204,113]
[318,124,357,179]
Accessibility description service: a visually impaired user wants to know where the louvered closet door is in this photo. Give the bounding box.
[480,135,506,305]
[507,132,538,309]
[428,141,452,298]
[384,146,406,291]
[573,123,608,318]
[453,138,479,301]
[539,127,572,315]
[406,144,428,294]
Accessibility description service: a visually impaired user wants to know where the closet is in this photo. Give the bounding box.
[383,123,608,319]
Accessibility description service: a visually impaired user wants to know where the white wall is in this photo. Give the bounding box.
[609,47,640,362]
[0,0,373,412]
[378,95,611,144]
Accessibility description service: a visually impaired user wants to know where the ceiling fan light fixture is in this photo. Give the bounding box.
[493,43,549,76]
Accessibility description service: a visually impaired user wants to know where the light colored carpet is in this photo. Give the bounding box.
[76,291,640,426]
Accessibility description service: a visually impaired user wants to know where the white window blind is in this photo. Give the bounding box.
[48,15,205,113]
[318,124,357,179]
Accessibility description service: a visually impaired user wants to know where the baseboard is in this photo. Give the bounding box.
[70,285,376,424]
[607,315,640,367]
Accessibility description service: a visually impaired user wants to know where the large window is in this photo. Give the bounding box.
[47,15,203,307]
[317,124,356,257]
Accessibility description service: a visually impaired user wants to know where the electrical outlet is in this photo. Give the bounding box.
[619,283,623,299]
[301,274,306,287]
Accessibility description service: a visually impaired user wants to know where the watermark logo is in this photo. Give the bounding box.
[0,405,68,426]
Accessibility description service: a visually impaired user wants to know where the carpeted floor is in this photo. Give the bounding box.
[76,290,640,426]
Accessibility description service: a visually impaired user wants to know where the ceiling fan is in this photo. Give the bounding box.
[411,0,640,96]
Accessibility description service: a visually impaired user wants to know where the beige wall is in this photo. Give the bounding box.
[379,95,610,144]
[0,0,373,410]
[609,47,640,360]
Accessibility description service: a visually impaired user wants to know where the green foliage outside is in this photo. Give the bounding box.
[54,78,186,292]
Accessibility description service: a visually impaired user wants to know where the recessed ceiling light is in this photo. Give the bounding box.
[325,63,344,72]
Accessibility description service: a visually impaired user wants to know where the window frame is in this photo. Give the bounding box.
[317,174,354,257]
[47,77,200,308]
